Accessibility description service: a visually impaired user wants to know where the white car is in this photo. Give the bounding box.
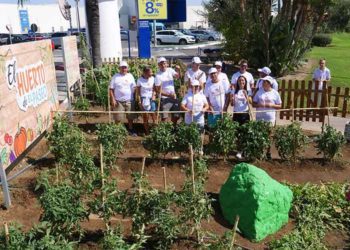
[155,30,195,45]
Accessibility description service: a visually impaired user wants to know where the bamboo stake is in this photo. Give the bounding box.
[99,144,105,204]
[55,163,59,184]
[191,92,195,123]
[219,84,224,117]
[107,64,112,123]
[189,144,195,194]
[162,167,167,192]
[141,157,146,176]
[156,82,163,124]
[229,216,240,250]
[3,222,9,245]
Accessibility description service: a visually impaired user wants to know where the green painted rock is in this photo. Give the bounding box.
[219,163,293,241]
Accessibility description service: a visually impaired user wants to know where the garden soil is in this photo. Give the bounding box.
[1,134,350,249]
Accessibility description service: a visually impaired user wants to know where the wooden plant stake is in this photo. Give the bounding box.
[107,64,112,123]
[191,92,195,123]
[99,144,105,204]
[219,85,224,117]
[141,157,146,176]
[229,215,240,250]
[4,222,9,245]
[162,167,167,192]
[156,83,163,124]
[189,144,195,194]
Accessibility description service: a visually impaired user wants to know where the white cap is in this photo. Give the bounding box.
[157,57,167,64]
[261,76,273,85]
[208,67,218,74]
[191,80,200,86]
[192,56,202,64]
[258,67,271,75]
[214,61,223,67]
[119,61,128,67]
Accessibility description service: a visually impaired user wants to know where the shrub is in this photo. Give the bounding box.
[73,96,90,111]
[175,123,202,153]
[312,34,332,47]
[273,122,309,162]
[207,115,239,158]
[315,125,346,161]
[143,123,176,157]
[238,121,272,161]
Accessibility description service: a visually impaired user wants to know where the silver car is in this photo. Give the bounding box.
[155,30,196,45]
[190,30,221,41]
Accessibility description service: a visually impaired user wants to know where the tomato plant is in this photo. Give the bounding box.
[315,125,346,161]
[238,120,272,161]
[175,123,202,153]
[207,115,239,158]
[273,122,309,163]
[143,123,176,157]
[73,96,90,111]
[101,226,147,250]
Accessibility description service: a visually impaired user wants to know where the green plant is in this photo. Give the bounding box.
[143,123,176,157]
[46,115,71,160]
[96,123,128,168]
[175,123,201,153]
[73,96,90,111]
[315,125,346,161]
[207,115,239,158]
[238,121,272,161]
[0,224,27,249]
[312,33,333,47]
[101,226,147,250]
[273,122,309,163]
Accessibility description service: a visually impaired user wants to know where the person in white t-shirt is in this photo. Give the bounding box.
[231,76,251,125]
[136,66,156,134]
[205,67,230,128]
[312,58,331,106]
[154,57,181,124]
[184,56,206,91]
[206,61,229,86]
[181,80,209,129]
[231,59,255,94]
[109,61,137,136]
[254,67,278,97]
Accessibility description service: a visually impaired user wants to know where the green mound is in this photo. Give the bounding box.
[219,163,293,241]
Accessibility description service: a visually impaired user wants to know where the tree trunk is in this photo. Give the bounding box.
[86,0,102,67]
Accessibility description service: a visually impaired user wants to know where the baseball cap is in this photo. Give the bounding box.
[208,67,218,74]
[258,67,271,75]
[261,76,273,85]
[157,57,167,64]
[192,56,202,64]
[191,80,200,86]
[214,61,223,67]
[119,61,128,67]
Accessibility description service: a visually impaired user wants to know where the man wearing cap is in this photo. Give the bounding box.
[155,57,181,124]
[312,58,331,106]
[206,61,229,86]
[255,67,278,95]
[205,67,231,127]
[230,59,254,95]
[109,61,137,136]
[184,56,206,91]
[181,80,209,129]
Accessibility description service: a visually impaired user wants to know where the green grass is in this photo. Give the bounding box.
[307,33,350,88]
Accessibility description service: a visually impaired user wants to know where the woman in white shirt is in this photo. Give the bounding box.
[136,66,156,134]
[231,76,251,125]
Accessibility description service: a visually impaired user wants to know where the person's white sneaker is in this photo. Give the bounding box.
[236,152,242,159]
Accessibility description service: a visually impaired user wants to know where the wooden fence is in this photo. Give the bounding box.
[278,80,350,122]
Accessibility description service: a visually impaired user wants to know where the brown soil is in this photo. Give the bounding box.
[1,133,350,249]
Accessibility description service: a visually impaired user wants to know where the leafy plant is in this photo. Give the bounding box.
[315,125,346,161]
[101,226,147,250]
[207,115,239,158]
[312,33,332,47]
[96,123,128,168]
[46,115,71,160]
[143,123,176,157]
[175,123,202,153]
[274,122,309,163]
[73,96,90,111]
[238,121,272,161]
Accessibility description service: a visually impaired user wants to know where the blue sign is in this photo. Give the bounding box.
[28,30,34,36]
[19,10,30,33]
[138,21,151,58]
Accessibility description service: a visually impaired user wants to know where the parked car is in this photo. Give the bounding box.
[190,29,221,41]
[51,32,68,48]
[120,30,128,41]
[0,34,9,45]
[154,30,195,45]
[175,29,204,43]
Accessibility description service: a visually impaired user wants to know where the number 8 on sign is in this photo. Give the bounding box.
[146,1,154,14]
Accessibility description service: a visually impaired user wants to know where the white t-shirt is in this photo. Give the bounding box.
[256,78,279,91]
[109,73,136,102]
[137,76,155,98]
[185,69,206,84]
[313,67,331,90]
[233,90,249,112]
[206,72,229,85]
[181,92,208,125]
[204,80,230,114]
[155,68,178,98]
[253,89,282,123]
[231,71,255,93]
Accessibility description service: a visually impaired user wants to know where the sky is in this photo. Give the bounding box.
[0,0,204,5]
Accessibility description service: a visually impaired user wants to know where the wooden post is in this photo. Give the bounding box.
[99,144,105,204]
[229,216,240,250]
[4,222,9,245]
[107,64,112,123]
[156,83,163,124]
[189,144,195,194]
[219,85,224,117]
[162,167,167,192]
[191,91,195,123]
[141,157,146,176]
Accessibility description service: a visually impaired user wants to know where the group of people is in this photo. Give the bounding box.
[109,56,331,136]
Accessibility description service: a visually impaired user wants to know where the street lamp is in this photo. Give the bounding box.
[64,1,73,33]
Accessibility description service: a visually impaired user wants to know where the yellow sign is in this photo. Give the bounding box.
[138,0,168,20]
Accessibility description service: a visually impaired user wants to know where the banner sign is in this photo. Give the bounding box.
[0,40,59,170]
[138,0,168,20]
[19,10,30,33]
[62,36,81,102]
